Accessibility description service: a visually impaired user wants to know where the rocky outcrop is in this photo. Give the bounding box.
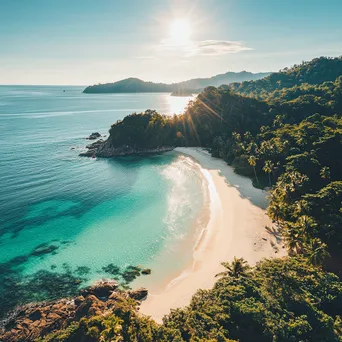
[128,288,148,301]
[79,279,118,298]
[87,132,101,140]
[0,281,147,342]
[85,139,104,149]
[79,138,174,158]
[141,268,152,275]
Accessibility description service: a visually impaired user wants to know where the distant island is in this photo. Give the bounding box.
[82,71,271,94]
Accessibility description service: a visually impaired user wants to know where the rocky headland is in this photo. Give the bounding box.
[79,138,174,158]
[0,280,148,342]
[79,111,176,158]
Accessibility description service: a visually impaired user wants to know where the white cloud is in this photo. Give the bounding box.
[157,39,252,57]
[191,40,252,56]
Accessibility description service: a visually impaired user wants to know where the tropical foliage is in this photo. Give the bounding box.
[40,258,342,342]
[229,57,342,100]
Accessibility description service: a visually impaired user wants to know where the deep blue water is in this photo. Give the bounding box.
[0,86,207,313]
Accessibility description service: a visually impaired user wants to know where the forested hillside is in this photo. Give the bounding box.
[105,56,342,274]
[229,56,342,99]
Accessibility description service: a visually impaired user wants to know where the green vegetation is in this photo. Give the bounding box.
[229,57,342,100]
[215,257,251,278]
[164,257,342,341]
[83,77,174,93]
[107,110,178,148]
[39,258,342,342]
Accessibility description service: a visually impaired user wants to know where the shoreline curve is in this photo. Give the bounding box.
[139,147,286,323]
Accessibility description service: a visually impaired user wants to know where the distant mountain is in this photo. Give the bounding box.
[83,71,271,94]
[175,71,271,89]
[84,78,173,94]
[229,56,342,98]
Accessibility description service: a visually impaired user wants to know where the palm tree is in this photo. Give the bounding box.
[283,225,304,255]
[295,200,308,216]
[248,155,259,185]
[267,201,283,226]
[298,215,317,236]
[263,160,274,188]
[215,257,250,278]
[307,238,330,267]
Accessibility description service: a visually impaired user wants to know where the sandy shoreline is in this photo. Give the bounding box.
[139,147,286,323]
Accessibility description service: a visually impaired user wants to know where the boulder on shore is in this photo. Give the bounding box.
[79,279,118,298]
[128,288,148,301]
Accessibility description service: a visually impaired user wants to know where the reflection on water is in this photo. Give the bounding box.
[166,94,195,114]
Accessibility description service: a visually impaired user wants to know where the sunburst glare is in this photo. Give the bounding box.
[169,19,192,45]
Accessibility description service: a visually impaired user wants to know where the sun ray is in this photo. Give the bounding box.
[169,19,191,45]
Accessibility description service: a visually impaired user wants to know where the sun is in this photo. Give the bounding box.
[169,19,191,45]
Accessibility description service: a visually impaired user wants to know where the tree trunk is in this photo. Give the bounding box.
[253,167,259,185]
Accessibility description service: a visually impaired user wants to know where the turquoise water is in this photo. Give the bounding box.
[0,86,206,314]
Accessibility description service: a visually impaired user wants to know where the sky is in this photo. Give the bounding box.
[0,0,341,85]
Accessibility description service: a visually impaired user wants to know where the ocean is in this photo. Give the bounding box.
[0,85,207,315]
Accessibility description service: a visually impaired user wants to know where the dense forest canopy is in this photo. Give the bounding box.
[229,56,342,99]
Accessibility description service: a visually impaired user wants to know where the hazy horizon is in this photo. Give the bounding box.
[0,70,272,87]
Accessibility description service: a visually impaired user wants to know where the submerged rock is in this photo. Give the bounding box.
[121,266,142,283]
[31,244,59,257]
[102,263,121,275]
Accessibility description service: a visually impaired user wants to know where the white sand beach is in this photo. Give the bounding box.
[139,147,286,323]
